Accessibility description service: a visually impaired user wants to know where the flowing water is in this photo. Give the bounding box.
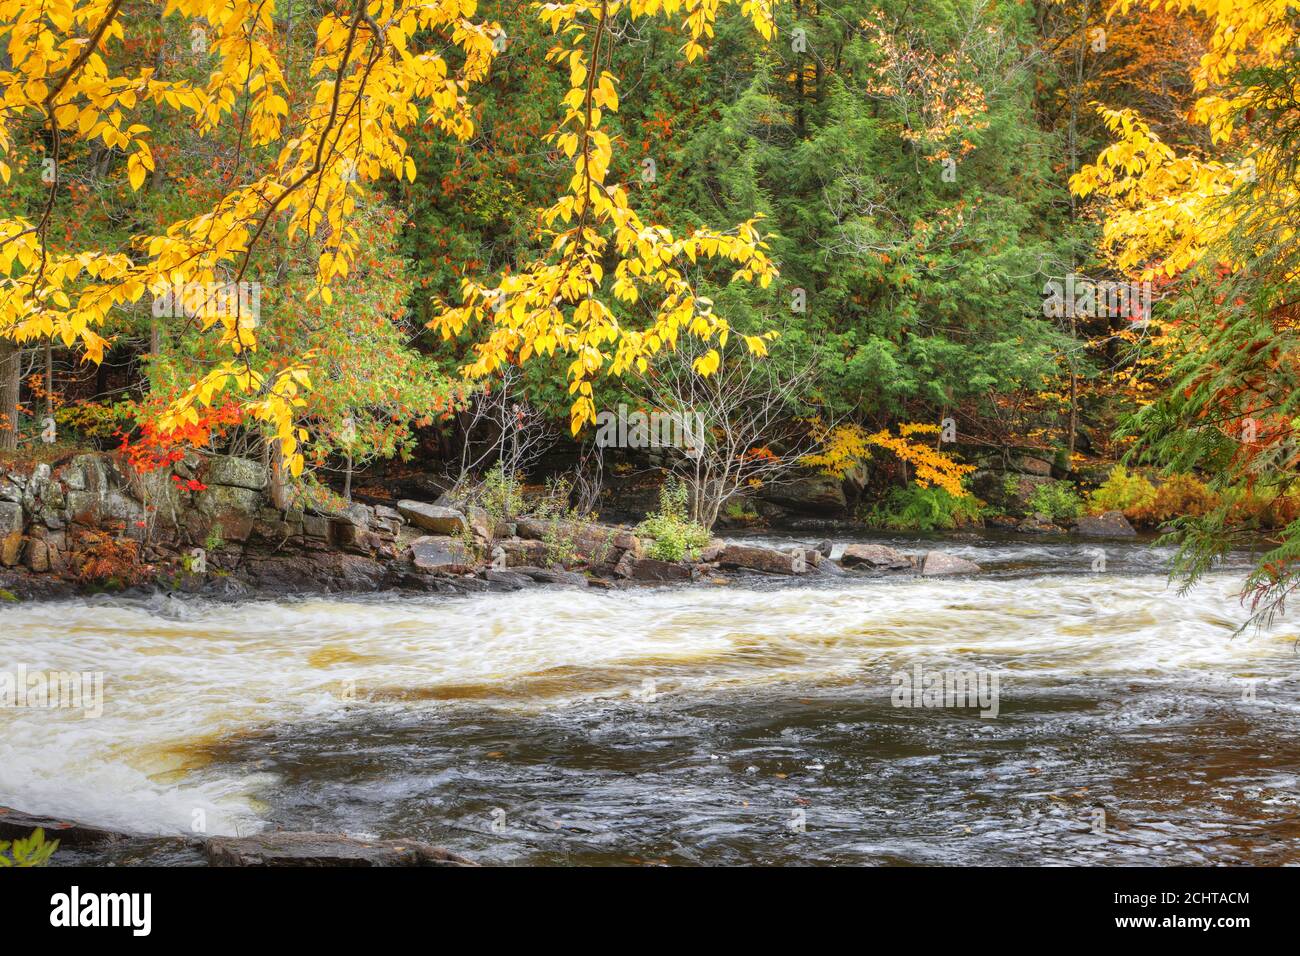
[3,532,1300,865]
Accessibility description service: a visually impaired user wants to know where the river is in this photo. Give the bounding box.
[2,532,1298,865]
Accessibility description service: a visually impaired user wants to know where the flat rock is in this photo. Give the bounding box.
[521,568,588,586]
[628,557,692,582]
[920,551,981,576]
[1074,510,1136,537]
[716,544,806,575]
[408,535,475,573]
[483,568,535,589]
[0,806,124,847]
[204,832,475,867]
[840,543,911,570]
[397,501,467,535]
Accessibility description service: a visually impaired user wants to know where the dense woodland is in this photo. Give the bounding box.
[2,0,1299,620]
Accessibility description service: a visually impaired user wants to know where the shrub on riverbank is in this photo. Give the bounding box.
[862,486,984,532]
[1088,466,1221,526]
[636,480,711,561]
[1028,480,1083,522]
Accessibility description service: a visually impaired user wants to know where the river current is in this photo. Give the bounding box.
[3,532,1298,865]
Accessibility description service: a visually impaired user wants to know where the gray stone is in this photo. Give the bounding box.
[204,456,268,491]
[397,500,468,535]
[64,454,108,494]
[840,543,911,570]
[920,551,981,576]
[521,568,589,586]
[0,501,23,536]
[196,484,262,516]
[484,568,535,589]
[408,535,475,573]
[303,514,331,538]
[1073,510,1136,537]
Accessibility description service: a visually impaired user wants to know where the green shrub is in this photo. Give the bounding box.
[636,479,711,561]
[863,485,983,532]
[0,828,58,867]
[723,499,759,522]
[1028,480,1083,522]
[1088,465,1156,517]
[480,463,525,523]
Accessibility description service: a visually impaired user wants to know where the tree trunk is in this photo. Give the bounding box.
[0,338,21,452]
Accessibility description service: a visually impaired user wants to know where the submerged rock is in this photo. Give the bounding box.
[920,551,981,576]
[204,832,475,867]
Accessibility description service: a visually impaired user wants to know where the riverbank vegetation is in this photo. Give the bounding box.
[3,0,1299,621]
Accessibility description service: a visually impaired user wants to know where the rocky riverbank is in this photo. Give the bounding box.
[0,451,1144,603]
[0,806,474,867]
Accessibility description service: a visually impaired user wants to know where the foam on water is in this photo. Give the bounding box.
[0,567,1295,838]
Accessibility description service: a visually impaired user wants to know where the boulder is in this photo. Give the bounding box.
[520,568,588,587]
[716,544,806,575]
[1074,510,1137,537]
[500,537,548,567]
[63,454,109,494]
[396,500,467,535]
[484,568,535,590]
[920,551,981,576]
[408,535,475,574]
[1015,455,1054,477]
[23,538,49,573]
[0,501,23,536]
[1016,514,1061,534]
[204,455,268,491]
[613,550,637,578]
[814,539,834,558]
[758,474,847,515]
[627,558,692,583]
[699,539,727,563]
[514,517,638,563]
[1,531,23,567]
[204,832,475,867]
[196,484,262,517]
[840,543,911,570]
